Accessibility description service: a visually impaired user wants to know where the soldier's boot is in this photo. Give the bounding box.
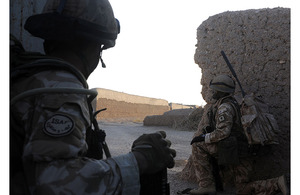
[277,175,289,195]
[189,185,216,195]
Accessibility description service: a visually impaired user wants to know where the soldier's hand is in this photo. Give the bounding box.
[190,134,206,145]
[132,131,176,175]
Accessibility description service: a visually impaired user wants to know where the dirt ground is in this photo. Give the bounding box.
[100,121,290,195]
[99,121,196,194]
[100,121,237,195]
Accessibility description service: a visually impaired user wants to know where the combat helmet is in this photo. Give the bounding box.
[209,75,235,93]
[24,0,120,50]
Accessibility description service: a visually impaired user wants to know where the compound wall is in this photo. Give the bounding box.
[93,88,170,121]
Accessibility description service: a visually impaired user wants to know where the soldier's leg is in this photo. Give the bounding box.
[250,175,288,195]
[192,142,216,187]
[231,158,254,195]
[233,158,288,195]
[189,142,217,194]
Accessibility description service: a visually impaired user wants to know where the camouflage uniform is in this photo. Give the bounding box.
[192,96,283,194]
[11,64,140,195]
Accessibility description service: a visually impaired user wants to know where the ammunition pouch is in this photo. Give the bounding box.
[217,136,239,166]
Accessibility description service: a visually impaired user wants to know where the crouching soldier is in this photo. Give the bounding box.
[190,75,288,195]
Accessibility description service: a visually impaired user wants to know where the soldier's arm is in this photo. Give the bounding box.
[204,103,235,143]
[13,84,139,194]
[16,98,140,195]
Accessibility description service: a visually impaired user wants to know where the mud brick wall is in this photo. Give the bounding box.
[183,8,290,182]
[96,98,170,121]
[93,88,170,122]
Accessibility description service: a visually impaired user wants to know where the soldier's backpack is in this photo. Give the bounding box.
[240,93,280,146]
[220,50,280,146]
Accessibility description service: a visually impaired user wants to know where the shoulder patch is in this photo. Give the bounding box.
[44,114,74,137]
[218,115,225,122]
[218,103,233,115]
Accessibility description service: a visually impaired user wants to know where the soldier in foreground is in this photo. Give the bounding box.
[10,0,176,194]
[190,75,288,195]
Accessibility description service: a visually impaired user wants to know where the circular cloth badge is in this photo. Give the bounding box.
[44,114,74,137]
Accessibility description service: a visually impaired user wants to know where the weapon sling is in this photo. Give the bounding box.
[221,51,245,97]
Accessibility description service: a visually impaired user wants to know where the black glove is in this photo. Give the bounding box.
[132,131,176,175]
[190,134,206,145]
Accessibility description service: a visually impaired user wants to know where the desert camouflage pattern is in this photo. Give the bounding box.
[192,96,239,187]
[11,68,140,194]
[205,98,237,143]
[191,141,218,188]
[192,96,282,194]
[225,158,282,194]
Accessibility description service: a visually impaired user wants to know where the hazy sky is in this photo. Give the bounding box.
[87,0,292,106]
[8,0,294,106]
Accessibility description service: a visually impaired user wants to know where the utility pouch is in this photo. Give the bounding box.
[217,136,239,165]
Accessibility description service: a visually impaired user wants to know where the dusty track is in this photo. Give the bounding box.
[99,121,199,195]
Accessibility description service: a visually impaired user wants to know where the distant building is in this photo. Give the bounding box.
[169,103,199,110]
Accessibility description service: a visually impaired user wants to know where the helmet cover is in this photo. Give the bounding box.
[209,74,235,93]
[25,0,120,49]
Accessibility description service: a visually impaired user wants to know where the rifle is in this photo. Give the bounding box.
[221,51,246,97]
[86,108,111,159]
[92,108,111,158]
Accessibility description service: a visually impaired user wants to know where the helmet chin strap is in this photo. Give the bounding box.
[99,49,106,68]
